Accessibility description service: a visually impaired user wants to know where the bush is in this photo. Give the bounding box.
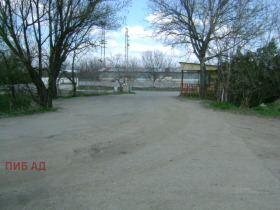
[219,41,280,108]
[0,94,32,113]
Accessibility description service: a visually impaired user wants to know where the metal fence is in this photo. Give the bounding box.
[180,83,216,95]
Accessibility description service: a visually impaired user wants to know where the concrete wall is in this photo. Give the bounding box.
[78,80,182,88]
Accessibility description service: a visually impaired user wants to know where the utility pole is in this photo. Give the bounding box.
[125,27,129,70]
[100,22,107,67]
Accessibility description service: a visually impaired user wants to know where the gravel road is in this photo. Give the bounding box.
[1,91,280,210]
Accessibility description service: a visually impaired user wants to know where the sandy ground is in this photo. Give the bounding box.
[0,91,280,210]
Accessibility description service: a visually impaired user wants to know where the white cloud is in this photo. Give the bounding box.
[91,23,198,65]
[123,26,153,40]
[129,43,181,56]
[146,12,164,24]
[107,40,121,48]
[106,31,121,39]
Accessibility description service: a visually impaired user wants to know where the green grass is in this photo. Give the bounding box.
[0,94,11,112]
[209,101,238,110]
[251,102,280,116]
[208,100,280,117]
[180,94,200,100]
[0,94,32,112]
[0,94,59,117]
[0,105,58,117]
[3,107,59,116]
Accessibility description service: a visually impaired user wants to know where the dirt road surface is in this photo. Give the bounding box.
[1,91,280,210]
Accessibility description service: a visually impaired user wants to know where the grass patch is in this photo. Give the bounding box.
[9,107,58,116]
[0,106,59,117]
[0,94,59,117]
[251,102,280,116]
[180,94,200,100]
[208,100,280,118]
[209,101,238,110]
[0,94,32,113]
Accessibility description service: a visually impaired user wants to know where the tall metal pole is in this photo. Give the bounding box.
[100,23,107,67]
[125,27,129,70]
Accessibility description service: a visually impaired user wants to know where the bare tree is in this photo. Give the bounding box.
[125,56,141,90]
[0,0,129,107]
[148,0,269,98]
[142,50,172,87]
[108,53,137,92]
[60,50,82,97]
[269,0,280,44]
[108,54,126,92]
[78,58,102,83]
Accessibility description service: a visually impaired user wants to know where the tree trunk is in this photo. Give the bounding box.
[223,62,232,102]
[34,78,53,108]
[27,67,52,108]
[119,86,123,93]
[49,75,57,98]
[72,81,77,96]
[52,85,58,98]
[10,85,16,100]
[117,78,123,93]
[36,84,52,108]
[46,90,53,108]
[199,59,207,98]
[47,75,57,107]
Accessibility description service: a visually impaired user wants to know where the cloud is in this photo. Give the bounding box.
[122,26,153,39]
[129,43,180,55]
[107,40,121,48]
[106,31,121,39]
[92,24,198,64]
